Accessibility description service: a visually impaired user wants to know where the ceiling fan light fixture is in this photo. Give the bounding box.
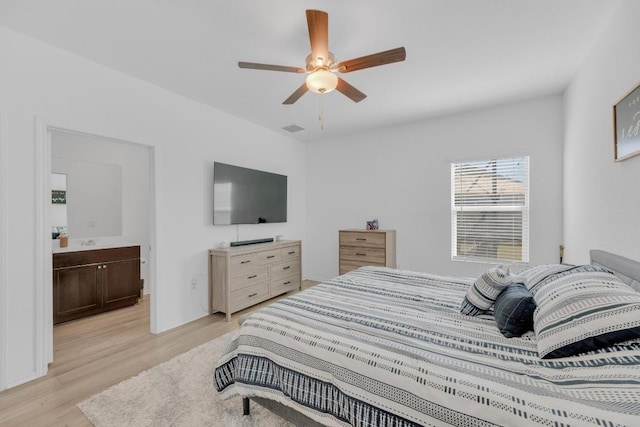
[306,69,338,94]
[239,10,406,108]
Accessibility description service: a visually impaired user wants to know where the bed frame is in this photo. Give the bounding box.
[590,249,640,291]
[243,396,325,426]
[240,249,640,425]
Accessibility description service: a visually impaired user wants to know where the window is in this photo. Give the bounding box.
[451,156,529,263]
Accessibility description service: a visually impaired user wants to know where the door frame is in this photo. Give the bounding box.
[0,112,7,391]
[35,118,159,370]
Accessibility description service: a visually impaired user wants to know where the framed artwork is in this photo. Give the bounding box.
[52,190,66,204]
[613,80,640,161]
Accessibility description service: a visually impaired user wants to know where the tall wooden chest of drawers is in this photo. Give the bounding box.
[339,229,396,275]
[209,240,301,321]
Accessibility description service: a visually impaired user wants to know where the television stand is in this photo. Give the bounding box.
[230,237,274,247]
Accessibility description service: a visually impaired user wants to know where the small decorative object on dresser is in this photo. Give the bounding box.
[209,240,301,321]
[365,219,379,230]
[339,229,396,275]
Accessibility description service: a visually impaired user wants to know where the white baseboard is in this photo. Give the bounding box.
[304,276,329,283]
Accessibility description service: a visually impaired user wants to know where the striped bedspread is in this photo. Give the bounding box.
[214,267,640,426]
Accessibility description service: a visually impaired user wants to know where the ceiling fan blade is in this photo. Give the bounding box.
[336,78,367,103]
[283,83,309,105]
[337,47,406,73]
[238,62,305,73]
[306,10,329,65]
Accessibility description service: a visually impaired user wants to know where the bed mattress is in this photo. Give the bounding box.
[215,267,640,426]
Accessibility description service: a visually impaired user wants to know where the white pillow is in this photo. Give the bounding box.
[534,265,640,359]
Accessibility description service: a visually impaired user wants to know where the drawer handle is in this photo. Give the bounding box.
[283,266,291,270]
[248,274,257,279]
[241,260,251,264]
[266,255,275,259]
[248,293,258,298]
[356,253,367,256]
[97,266,102,270]
[284,281,291,285]
[356,238,366,241]
[288,251,295,255]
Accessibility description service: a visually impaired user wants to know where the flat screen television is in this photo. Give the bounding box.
[213,162,287,225]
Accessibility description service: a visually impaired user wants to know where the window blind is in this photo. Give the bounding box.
[451,156,529,263]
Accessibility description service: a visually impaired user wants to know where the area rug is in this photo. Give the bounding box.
[78,331,293,426]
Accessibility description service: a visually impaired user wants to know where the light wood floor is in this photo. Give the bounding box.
[0,280,318,426]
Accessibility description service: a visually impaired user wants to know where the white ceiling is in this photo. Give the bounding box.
[0,0,621,142]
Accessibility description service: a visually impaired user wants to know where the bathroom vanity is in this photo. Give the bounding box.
[52,242,141,324]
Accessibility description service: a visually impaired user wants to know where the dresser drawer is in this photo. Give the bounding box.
[339,247,386,264]
[256,249,281,264]
[230,266,269,289]
[229,249,280,270]
[339,260,384,275]
[339,231,386,248]
[229,252,261,270]
[271,274,300,296]
[230,282,269,312]
[271,259,300,281]
[281,245,300,262]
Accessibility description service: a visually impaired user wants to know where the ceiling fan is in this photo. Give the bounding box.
[238,9,406,105]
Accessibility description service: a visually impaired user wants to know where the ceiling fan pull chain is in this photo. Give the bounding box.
[319,92,324,129]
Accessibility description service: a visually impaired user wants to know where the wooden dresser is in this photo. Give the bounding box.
[339,229,396,275]
[209,240,301,321]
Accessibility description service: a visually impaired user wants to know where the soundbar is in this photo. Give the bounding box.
[230,237,274,247]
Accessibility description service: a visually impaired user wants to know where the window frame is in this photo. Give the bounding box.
[451,156,530,264]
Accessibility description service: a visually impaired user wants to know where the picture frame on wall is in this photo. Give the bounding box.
[613,80,640,161]
[52,190,66,204]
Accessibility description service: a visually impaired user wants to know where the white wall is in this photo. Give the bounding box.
[306,95,565,281]
[563,0,640,264]
[0,25,306,389]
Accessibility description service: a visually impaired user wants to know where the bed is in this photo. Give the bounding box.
[214,250,640,426]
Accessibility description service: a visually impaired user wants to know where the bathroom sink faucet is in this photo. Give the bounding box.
[81,239,96,246]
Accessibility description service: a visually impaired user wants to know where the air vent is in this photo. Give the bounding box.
[282,124,305,133]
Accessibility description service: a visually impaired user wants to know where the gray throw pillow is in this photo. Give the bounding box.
[494,283,536,338]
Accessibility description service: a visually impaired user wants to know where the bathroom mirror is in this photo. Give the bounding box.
[51,159,123,239]
[51,173,68,238]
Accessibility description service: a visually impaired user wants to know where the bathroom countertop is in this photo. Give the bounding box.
[52,237,140,254]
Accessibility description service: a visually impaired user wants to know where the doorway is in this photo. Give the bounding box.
[50,130,151,293]
[36,122,158,367]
